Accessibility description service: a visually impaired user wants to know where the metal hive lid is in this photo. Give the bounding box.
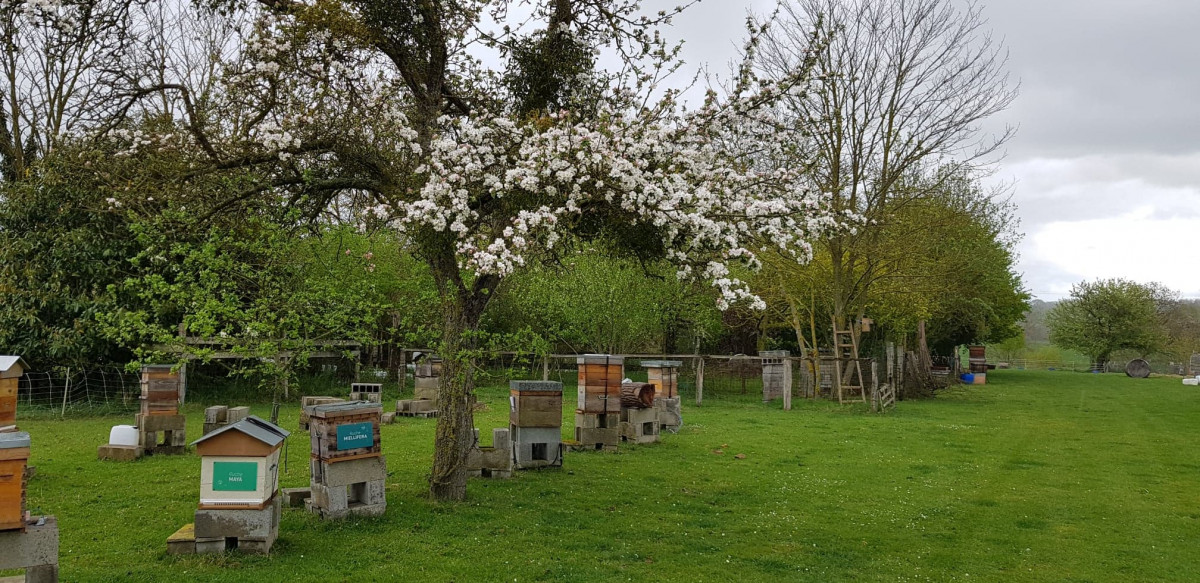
[0,431,31,449]
[640,360,683,368]
[190,415,290,447]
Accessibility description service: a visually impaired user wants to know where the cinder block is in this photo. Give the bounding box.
[307,479,386,518]
[194,497,281,541]
[396,400,411,412]
[511,426,563,469]
[204,406,228,424]
[309,482,347,510]
[656,397,682,430]
[349,392,382,403]
[166,524,196,555]
[0,516,59,571]
[97,444,141,461]
[313,456,387,488]
[25,564,59,583]
[409,399,434,413]
[281,487,311,508]
[381,412,396,424]
[574,412,619,430]
[574,426,619,448]
[619,406,660,444]
[227,406,251,423]
[194,537,227,554]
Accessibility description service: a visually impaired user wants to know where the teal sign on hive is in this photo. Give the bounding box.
[212,461,258,492]
[337,422,374,450]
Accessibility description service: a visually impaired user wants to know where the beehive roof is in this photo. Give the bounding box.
[0,355,29,377]
[190,415,289,447]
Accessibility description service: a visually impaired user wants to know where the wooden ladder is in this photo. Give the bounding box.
[832,317,866,403]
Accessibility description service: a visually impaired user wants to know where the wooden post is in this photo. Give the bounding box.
[695,357,704,407]
[398,348,407,396]
[783,358,793,411]
[61,367,71,417]
[871,360,879,412]
[542,355,550,381]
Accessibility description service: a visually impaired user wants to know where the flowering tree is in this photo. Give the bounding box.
[108,0,835,501]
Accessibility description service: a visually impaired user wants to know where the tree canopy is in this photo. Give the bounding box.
[1047,279,1174,367]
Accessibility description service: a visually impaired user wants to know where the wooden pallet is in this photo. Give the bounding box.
[396,410,439,418]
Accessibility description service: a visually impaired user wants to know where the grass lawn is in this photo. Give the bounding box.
[8,370,1200,582]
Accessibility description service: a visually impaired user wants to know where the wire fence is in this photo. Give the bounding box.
[18,367,143,414]
[25,349,1160,418]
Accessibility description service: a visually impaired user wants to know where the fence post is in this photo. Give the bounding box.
[61,367,71,417]
[695,357,704,407]
[870,360,879,412]
[542,355,550,381]
[783,358,793,411]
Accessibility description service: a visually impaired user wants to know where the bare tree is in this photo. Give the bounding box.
[757,0,1017,338]
[0,0,146,182]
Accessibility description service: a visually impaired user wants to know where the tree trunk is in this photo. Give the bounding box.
[425,244,497,502]
[428,292,480,502]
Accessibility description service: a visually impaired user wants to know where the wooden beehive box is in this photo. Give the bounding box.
[414,356,442,378]
[306,401,382,462]
[576,354,623,414]
[0,431,30,532]
[192,416,289,509]
[642,360,682,399]
[509,381,563,428]
[140,364,184,416]
[0,356,29,432]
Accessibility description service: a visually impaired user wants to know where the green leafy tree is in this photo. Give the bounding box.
[0,145,139,367]
[1047,279,1174,368]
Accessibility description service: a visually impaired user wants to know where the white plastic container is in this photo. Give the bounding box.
[109,424,139,446]
[1182,378,1199,386]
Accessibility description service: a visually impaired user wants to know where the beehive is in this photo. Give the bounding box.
[140,364,185,417]
[509,380,563,428]
[414,356,442,401]
[576,354,623,414]
[641,360,681,399]
[192,417,289,509]
[0,431,31,532]
[306,401,382,462]
[0,356,29,433]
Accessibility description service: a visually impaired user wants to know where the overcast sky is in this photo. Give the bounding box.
[653,0,1200,300]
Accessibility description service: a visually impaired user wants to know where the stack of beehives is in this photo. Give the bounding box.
[137,365,187,455]
[305,401,387,519]
[574,354,622,451]
[413,355,442,401]
[968,346,987,384]
[642,360,683,432]
[0,429,60,582]
[509,380,563,470]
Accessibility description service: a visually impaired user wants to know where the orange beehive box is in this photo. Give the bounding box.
[576,355,623,414]
[0,431,30,532]
[642,360,682,399]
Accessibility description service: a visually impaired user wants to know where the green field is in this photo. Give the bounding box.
[9,370,1200,582]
